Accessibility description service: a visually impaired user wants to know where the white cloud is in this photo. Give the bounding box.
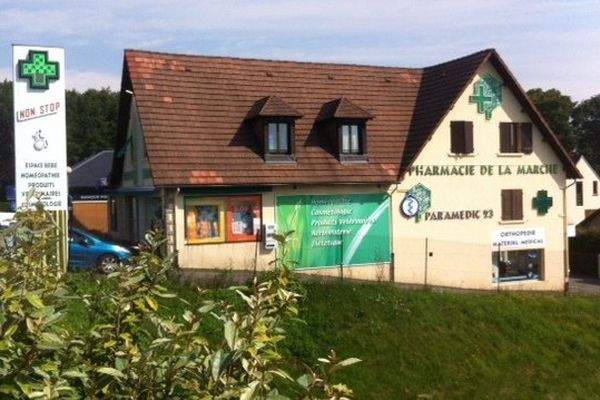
[0,0,598,100]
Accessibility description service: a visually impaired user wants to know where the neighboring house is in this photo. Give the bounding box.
[567,155,600,227]
[69,150,113,233]
[109,48,580,291]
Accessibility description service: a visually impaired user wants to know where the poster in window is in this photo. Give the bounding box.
[227,196,261,242]
[185,198,226,244]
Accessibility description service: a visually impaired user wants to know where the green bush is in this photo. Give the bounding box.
[0,209,359,399]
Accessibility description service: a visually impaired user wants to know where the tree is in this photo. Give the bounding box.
[527,88,576,152]
[66,88,118,166]
[572,94,600,171]
[0,80,14,195]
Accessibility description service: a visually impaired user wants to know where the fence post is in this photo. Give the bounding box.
[424,237,429,288]
[390,252,395,282]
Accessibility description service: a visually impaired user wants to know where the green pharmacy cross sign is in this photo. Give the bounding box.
[469,74,502,120]
[533,190,553,215]
[18,50,59,90]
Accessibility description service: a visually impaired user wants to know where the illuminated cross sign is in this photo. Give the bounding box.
[18,50,59,90]
[469,74,502,120]
[533,190,553,215]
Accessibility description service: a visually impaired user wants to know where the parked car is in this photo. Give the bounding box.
[69,227,131,273]
[0,212,15,229]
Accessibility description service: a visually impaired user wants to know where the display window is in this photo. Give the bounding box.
[226,196,261,242]
[492,249,543,282]
[185,195,261,244]
[185,198,226,244]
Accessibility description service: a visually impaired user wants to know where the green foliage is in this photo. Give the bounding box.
[573,94,600,171]
[285,281,600,399]
[527,88,576,151]
[0,210,358,399]
[66,88,119,166]
[0,80,14,191]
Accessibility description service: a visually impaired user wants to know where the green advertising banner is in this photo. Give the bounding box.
[276,193,391,269]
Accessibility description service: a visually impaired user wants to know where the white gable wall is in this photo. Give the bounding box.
[392,61,568,290]
[567,156,600,226]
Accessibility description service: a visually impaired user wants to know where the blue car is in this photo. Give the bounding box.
[69,227,131,273]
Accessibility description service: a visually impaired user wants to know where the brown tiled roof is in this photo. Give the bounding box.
[245,96,302,119]
[110,49,580,187]
[317,97,374,121]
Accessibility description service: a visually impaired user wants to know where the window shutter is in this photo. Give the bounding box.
[499,123,512,152]
[464,121,474,154]
[450,121,465,153]
[513,190,523,220]
[521,123,533,154]
[501,190,511,220]
[576,182,583,206]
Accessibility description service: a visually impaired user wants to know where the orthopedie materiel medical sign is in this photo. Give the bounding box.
[12,45,68,211]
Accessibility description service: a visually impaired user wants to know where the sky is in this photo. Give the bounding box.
[1,0,598,101]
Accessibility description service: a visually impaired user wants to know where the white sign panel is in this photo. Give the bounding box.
[491,227,545,250]
[12,45,67,211]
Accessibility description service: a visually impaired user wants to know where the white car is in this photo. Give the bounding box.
[0,212,15,228]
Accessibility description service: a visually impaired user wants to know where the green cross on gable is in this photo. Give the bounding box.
[468,74,502,120]
[18,50,60,90]
[533,190,553,215]
[469,86,492,114]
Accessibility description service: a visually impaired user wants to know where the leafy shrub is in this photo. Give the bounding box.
[0,207,359,399]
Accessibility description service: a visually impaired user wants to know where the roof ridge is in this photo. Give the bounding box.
[71,150,113,170]
[424,48,495,70]
[124,48,426,72]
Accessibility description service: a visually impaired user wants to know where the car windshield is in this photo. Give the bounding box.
[70,229,101,242]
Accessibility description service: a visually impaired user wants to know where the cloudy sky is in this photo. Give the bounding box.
[1,0,598,101]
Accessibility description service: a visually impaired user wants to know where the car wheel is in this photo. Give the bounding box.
[97,254,119,274]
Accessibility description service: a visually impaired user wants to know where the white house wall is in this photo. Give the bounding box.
[393,61,568,290]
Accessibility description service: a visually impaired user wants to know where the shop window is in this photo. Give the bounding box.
[450,121,474,154]
[576,181,583,206]
[493,249,543,282]
[499,122,532,154]
[185,195,261,244]
[226,196,261,242]
[185,198,226,244]
[593,181,598,196]
[501,189,523,221]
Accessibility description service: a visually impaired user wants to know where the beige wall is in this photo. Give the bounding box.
[173,61,569,291]
[393,62,567,291]
[175,184,390,281]
[567,156,600,226]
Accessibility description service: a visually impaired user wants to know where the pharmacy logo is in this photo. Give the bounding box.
[469,74,502,120]
[18,50,59,90]
[402,183,431,222]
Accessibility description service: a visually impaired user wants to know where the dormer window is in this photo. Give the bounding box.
[246,96,302,162]
[317,97,373,162]
[267,120,291,154]
[340,122,365,155]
